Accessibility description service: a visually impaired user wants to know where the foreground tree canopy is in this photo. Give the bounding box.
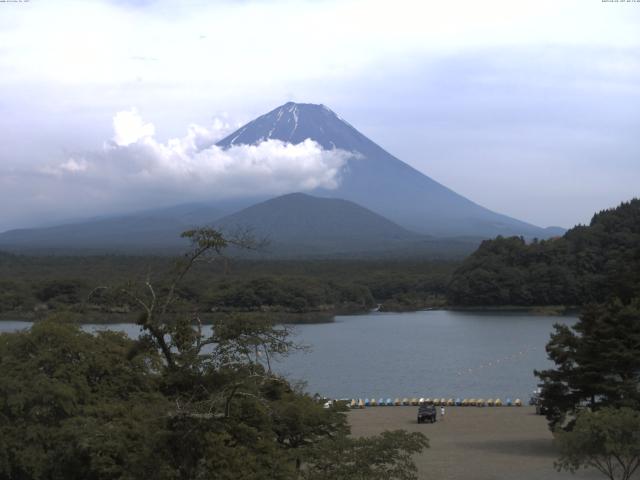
[535,299,640,429]
[0,228,428,480]
[535,290,640,480]
[555,407,640,480]
[448,199,640,306]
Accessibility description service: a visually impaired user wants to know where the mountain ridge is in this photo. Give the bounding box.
[213,192,479,258]
[214,192,419,254]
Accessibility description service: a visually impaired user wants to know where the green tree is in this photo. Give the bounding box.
[555,407,640,480]
[535,299,640,429]
[303,430,429,480]
[271,393,349,471]
[0,315,168,480]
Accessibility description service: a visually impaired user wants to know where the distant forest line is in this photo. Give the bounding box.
[0,255,454,322]
[1,199,638,322]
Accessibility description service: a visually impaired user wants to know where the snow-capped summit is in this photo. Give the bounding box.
[217,102,369,151]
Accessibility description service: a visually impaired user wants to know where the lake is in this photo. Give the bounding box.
[0,310,574,401]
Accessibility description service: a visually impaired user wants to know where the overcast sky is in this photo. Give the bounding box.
[1,0,639,231]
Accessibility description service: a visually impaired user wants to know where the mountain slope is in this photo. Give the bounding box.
[214,192,423,255]
[0,201,247,253]
[218,102,559,238]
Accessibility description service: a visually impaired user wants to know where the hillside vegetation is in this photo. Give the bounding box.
[447,199,640,306]
[0,255,454,321]
[3,200,637,319]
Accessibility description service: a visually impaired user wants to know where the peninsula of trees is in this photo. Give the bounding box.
[447,199,640,307]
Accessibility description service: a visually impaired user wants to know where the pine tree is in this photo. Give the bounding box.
[535,299,640,429]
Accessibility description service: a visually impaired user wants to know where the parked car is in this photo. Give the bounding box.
[417,404,437,423]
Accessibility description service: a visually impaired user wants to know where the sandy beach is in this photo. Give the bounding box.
[349,406,610,480]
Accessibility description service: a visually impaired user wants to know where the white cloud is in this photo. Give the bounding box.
[39,158,89,176]
[0,109,354,231]
[43,109,353,202]
[112,108,155,146]
[59,158,89,173]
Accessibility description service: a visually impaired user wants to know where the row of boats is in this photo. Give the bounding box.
[348,397,523,408]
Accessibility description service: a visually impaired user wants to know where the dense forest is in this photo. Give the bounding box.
[0,254,454,322]
[3,199,639,321]
[447,199,640,306]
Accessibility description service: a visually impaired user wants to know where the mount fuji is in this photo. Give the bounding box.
[0,102,563,255]
[217,102,560,238]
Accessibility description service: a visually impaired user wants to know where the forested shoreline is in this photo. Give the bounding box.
[0,255,454,322]
[2,199,638,323]
[447,199,640,307]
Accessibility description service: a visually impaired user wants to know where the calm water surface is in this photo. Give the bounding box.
[278,310,575,400]
[0,310,575,400]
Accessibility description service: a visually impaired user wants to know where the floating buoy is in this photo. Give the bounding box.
[394,398,401,406]
[514,398,522,407]
[494,398,503,407]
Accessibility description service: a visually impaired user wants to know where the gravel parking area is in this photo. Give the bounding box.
[348,406,609,480]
